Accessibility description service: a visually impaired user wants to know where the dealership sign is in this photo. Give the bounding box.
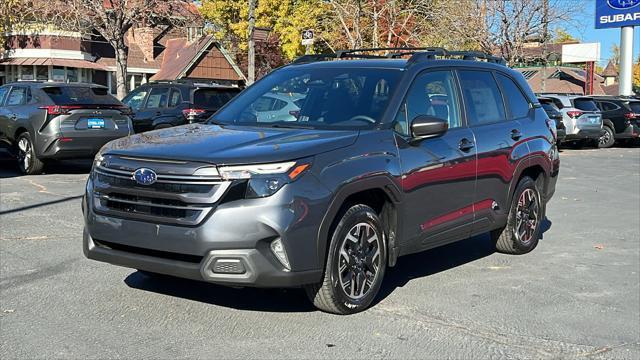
[596,0,640,28]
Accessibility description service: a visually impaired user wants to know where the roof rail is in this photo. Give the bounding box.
[291,47,506,66]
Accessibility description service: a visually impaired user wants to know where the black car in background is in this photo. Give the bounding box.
[122,80,242,133]
[589,96,640,148]
[538,97,566,144]
[0,82,132,175]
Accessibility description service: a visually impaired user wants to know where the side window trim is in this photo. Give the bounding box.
[168,88,183,108]
[0,86,9,106]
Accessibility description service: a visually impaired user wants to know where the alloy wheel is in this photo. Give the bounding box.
[337,222,382,300]
[17,137,32,171]
[599,130,611,147]
[515,188,539,244]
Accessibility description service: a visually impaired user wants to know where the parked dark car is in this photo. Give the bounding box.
[0,82,132,175]
[83,48,559,314]
[588,96,640,148]
[121,81,242,133]
[538,97,566,144]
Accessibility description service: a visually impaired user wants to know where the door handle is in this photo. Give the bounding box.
[511,129,522,140]
[155,111,162,116]
[459,138,475,152]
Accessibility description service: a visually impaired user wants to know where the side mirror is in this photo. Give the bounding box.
[410,115,448,140]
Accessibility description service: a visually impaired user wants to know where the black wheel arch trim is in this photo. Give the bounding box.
[315,174,402,270]
[507,154,551,207]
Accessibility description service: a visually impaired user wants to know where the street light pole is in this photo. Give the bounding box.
[248,0,256,85]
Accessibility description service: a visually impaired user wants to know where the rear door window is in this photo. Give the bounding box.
[42,86,120,105]
[458,70,506,125]
[168,89,182,108]
[193,88,240,109]
[496,73,530,119]
[600,101,619,111]
[144,87,170,109]
[572,98,599,111]
[6,87,29,106]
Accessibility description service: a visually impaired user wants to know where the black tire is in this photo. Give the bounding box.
[491,176,544,255]
[16,132,45,175]
[598,126,615,148]
[305,204,387,315]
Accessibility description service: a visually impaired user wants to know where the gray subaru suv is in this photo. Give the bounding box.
[83,48,559,314]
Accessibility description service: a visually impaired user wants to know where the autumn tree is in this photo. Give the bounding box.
[36,0,199,98]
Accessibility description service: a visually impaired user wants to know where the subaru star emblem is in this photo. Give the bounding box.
[607,0,640,9]
[133,168,157,185]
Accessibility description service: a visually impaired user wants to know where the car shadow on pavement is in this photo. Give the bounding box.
[372,217,553,305]
[124,272,316,313]
[0,151,92,178]
[123,217,552,313]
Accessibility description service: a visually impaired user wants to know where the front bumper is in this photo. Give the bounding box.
[83,230,321,287]
[82,172,330,288]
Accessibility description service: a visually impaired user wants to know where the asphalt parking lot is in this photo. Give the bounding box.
[1,145,639,359]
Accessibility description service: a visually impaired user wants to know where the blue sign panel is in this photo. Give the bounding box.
[596,0,640,28]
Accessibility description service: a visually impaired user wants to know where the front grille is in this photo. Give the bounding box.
[92,160,231,226]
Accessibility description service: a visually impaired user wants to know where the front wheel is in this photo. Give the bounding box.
[305,204,387,314]
[492,176,545,254]
[598,126,615,148]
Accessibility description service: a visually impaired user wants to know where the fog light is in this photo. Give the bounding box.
[270,238,290,271]
[212,259,246,274]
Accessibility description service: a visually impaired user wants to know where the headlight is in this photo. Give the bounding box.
[93,153,104,169]
[218,160,311,198]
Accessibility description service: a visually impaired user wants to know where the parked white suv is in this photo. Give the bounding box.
[542,94,603,147]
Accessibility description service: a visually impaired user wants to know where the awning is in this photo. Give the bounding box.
[0,57,109,71]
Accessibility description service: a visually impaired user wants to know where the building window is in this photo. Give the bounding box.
[187,27,203,42]
[36,66,48,81]
[52,66,65,82]
[21,66,34,81]
[67,68,78,82]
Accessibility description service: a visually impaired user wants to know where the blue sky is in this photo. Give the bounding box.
[571,0,640,66]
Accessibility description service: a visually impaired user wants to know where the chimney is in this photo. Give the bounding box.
[128,27,156,62]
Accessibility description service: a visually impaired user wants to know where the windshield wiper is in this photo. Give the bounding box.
[268,123,314,129]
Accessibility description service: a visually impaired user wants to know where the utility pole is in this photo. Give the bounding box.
[248,0,256,85]
[541,0,548,93]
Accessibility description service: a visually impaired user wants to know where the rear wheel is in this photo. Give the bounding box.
[492,176,544,254]
[16,133,45,175]
[305,204,387,314]
[598,126,615,148]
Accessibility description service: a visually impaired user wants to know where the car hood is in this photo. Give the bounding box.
[101,124,359,165]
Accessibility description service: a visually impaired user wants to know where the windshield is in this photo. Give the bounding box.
[212,67,403,129]
[42,86,120,105]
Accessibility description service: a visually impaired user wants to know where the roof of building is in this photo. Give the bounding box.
[515,66,606,95]
[150,35,245,81]
[0,57,108,71]
[601,60,618,77]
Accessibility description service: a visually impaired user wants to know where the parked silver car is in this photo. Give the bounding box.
[541,94,602,147]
